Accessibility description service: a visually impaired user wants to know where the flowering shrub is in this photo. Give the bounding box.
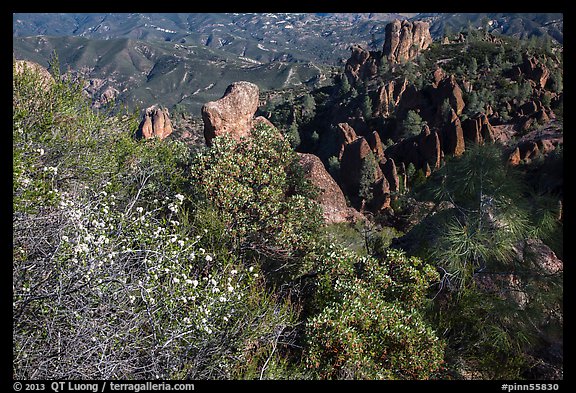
[13,62,298,379]
[304,246,445,379]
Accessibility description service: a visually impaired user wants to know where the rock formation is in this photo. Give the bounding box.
[344,45,379,84]
[136,105,173,140]
[202,81,261,145]
[462,113,495,145]
[515,55,551,89]
[297,153,362,224]
[374,78,408,117]
[340,136,384,197]
[434,74,465,116]
[443,109,466,157]
[383,19,433,64]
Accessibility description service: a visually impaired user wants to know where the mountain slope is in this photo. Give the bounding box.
[13,35,333,114]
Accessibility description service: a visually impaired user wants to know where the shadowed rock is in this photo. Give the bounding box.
[297,153,362,224]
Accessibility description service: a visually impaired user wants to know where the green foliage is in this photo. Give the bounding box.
[402,110,423,137]
[338,73,351,96]
[327,155,340,182]
[13,61,303,379]
[360,93,373,120]
[285,122,301,149]
[189,122,322,280]
[358,151,377,204]
[304,247,444,379]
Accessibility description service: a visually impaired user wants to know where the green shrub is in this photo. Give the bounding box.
[189,123,322,281]
[304,247,444,379]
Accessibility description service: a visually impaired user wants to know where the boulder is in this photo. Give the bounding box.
[462,113,495,145]
[136,105,173,140]
[202,81,260,145]
[297,153,362,224]
[419,128,442,170]
[374,77,409,117]
[519,55,551,89]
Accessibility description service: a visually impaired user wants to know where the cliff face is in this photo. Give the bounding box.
[383,19,433,64]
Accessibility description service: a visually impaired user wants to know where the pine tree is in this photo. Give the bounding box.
[359,151,377,204]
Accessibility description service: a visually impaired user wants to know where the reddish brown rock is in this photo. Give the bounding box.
[432,67,445,88]
[508,146,521,166]
[336,122,358,159]
[375,78,408,117]
[436,75,465,116]
[202,81,260,145]
[297,153,362,224]
[462,113,495,145]
[366,130,385,162]
[382,157,399,192]
[341,137,383,196]
[344,45,379,84]
[136,106,173,140]
[523,238,563,275]
[419,128,442,170]
[372,176,391,211]
[519,56,551,89]
[443,109,465,156]
[383,19,433,64]
[337,122,358,144]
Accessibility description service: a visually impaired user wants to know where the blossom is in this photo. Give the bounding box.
[175,194,185,203]
[205,254,213,262]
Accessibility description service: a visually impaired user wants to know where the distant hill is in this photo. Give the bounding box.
[13,13,410,66]
[416,13,563,43]
[13,35,334,115]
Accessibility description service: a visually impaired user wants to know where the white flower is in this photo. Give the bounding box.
[61,235,69,242]
[173,277,180,284]
[136,206,143,213]
[212,287,220,293]
[227,285,234,292]
[219,296,226,302]
[205,255,213,262]
[36,148,45,156]
[168,203,178,213]
[175,194,185,203]
[230,269,237,275]
[192,280,199,287]
[177,240,185,248]
[210,279,217,286]
[223,316,229,322]
[248,266,254,273]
